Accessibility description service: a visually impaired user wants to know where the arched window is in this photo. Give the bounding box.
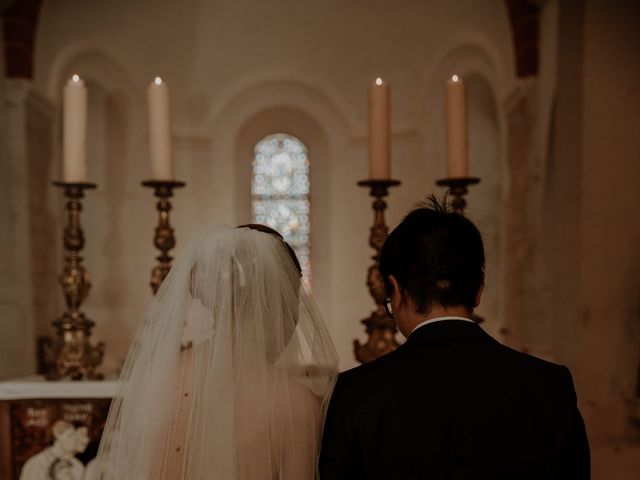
[252,133,311,285]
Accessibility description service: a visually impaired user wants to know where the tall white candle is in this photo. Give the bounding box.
[445,74,468,178]
[369,77,391,180]
[63,74,88,182]
[147,77,174,180]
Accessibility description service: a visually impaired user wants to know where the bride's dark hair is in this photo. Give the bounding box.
[189,223,302,300]
[237,224,302,276]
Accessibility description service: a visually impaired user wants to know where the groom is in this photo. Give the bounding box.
[319,199,590,479]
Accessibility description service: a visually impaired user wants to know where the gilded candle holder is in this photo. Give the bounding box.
[354,179,401,363]
[142,180,185,294]
[435,176,480,214]
[44,181,105,380]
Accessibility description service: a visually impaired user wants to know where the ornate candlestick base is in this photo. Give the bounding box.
[435,177,480,213]
[354,179,401,363]
[355,307,400,364]
[45,182,105,380]
[142,180,185,294]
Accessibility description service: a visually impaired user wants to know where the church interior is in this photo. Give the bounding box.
[0,0,639,478]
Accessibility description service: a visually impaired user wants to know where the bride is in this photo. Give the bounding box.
[93,224,339,479]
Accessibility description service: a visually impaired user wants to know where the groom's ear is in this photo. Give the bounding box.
[474,282,485,308]
[388,275,403,307]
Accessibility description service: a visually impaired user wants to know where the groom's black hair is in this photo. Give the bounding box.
[379,195,485,313]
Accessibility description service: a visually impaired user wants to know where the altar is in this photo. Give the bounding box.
[0,376,117,480]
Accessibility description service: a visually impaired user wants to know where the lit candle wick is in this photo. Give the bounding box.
[154,77,163,85]
[375,77,383,86]
[451,74,460,82]
[72,74,80,83]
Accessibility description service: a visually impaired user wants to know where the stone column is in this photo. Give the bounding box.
[0,79,57,379]
[501,79,555,358]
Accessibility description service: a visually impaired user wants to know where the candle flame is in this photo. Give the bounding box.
[451,74,460,82]
[72,74,80,82]
[375,77,383,86]
[154,76,163,85]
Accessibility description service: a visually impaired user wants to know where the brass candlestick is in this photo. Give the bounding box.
[354,179,401,363]
[45,181,105,380]
[142,180,185,294]
[435,177,480,213]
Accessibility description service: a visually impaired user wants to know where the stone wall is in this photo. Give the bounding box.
[1,1,639,477]
[576,0,640,475]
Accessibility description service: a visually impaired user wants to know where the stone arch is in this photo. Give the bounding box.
[207,75,355,329]
[47,47,141,184]
[47,46,138,105]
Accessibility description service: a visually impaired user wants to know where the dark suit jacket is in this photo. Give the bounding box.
[319,320,590,479]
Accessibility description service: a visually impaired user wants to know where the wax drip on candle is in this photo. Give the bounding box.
[154,77,163,85]
[375,77,383,86]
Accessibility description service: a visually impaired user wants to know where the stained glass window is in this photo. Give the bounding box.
[252,134,311,285]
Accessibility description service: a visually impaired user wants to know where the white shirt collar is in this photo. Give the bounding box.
[410,316,475,335]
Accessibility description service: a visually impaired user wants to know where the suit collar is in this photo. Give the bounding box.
[402,319,494,347]
[410,316,475,334]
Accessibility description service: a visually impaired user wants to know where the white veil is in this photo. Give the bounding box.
[94,225,339,479]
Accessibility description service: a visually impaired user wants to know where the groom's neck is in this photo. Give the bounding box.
[401,305,473,336]
[424,305,473,321]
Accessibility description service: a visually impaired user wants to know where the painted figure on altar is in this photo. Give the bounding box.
[18,420,88,480]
